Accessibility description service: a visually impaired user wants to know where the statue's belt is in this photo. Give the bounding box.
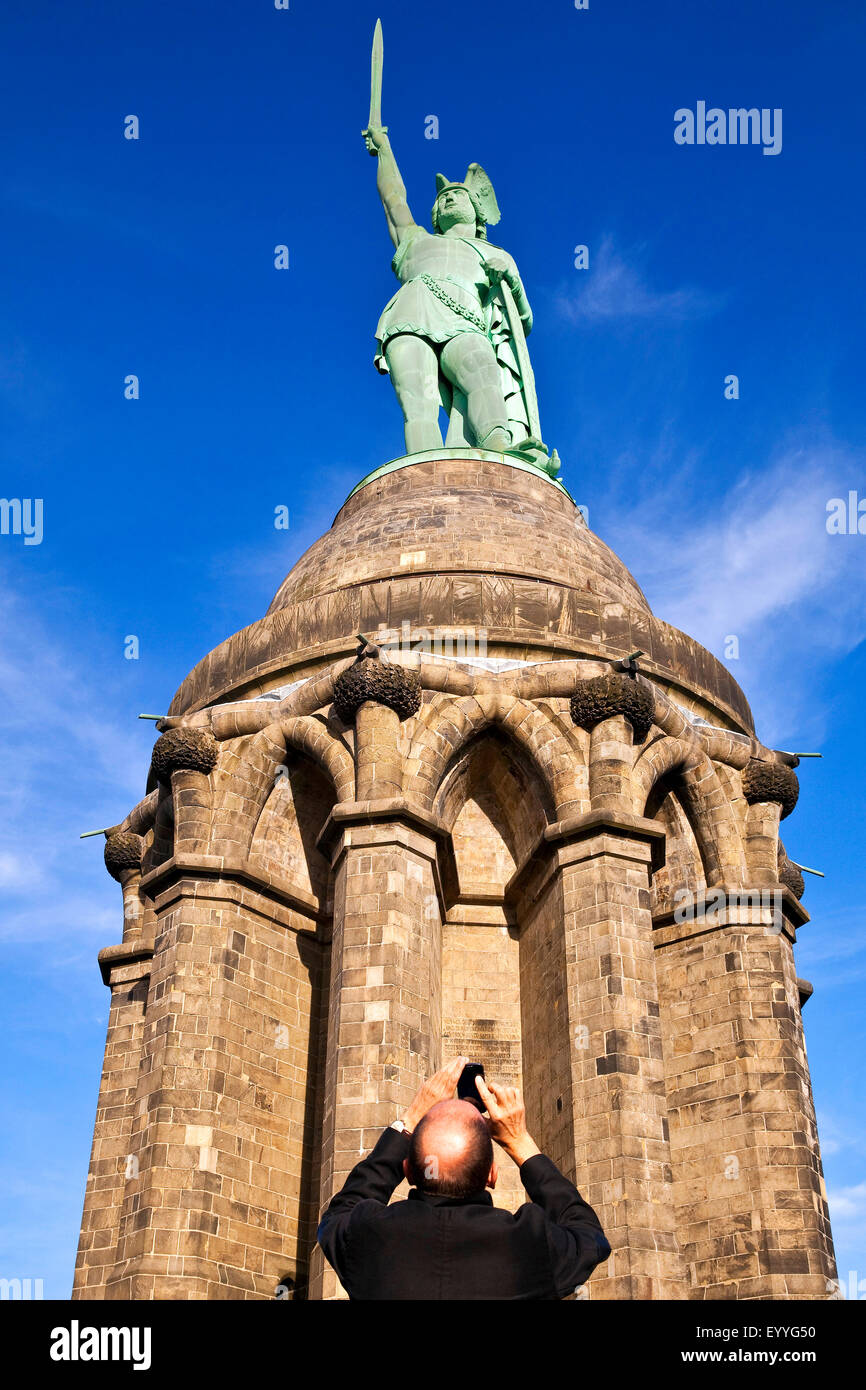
[415,273,488,334]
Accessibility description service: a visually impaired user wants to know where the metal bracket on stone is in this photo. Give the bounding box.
[354,632,381,661]
[776,749,822,769]
[612,649,644,676]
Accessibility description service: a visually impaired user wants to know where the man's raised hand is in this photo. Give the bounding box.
[475,1076,541,1167]
[400,1056,469,1131]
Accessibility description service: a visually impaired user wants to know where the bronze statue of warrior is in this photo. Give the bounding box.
[363,21,558,474]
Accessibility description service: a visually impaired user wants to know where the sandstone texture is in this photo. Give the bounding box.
[73,455,836,1301]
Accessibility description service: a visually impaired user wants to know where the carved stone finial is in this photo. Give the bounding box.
[104,831,144,882]
[778,852,806,900]
[778,841,806,899]
[570,670,654,744]
[150,727,219,782]
[741,759,799,820]
[333,658,422,724]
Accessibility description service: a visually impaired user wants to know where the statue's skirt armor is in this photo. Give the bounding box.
[374,225,491,373]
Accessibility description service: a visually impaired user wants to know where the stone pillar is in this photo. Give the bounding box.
[504,675,689,1298]
[510,805,688,1297]
[355,702,403,801]
[310,806,444,1300]
[654,759,834,1298]
[309,660,434,1300]
[72,946,151,1298]
[104,869,323,1300]
[744,802,784,886]
[150,728,218,856]
[73,833,150,1299]
[559,814,688,1299]
[655,890,837,1297]
[587,714,636,813]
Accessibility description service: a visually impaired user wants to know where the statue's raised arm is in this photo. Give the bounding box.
[364,127,415,248]
[362,20,414,248]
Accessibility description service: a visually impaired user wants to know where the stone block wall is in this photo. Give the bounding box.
[73,454,836,1300]
[73,961,150,1298]
[656,909,835,1298]
[442,916,524,1211]
[96,878,323,1300]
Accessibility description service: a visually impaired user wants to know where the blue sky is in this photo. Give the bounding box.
[1,0,864,1297]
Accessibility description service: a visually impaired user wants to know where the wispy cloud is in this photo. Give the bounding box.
[632,455,864,648]
[818,1111,866,1161]
[0,851,44,891]
[556,235,722,324]
[794,906,866,995]
[0,571,149,945]
[602,443,866,743]
[827,1181,866,1277]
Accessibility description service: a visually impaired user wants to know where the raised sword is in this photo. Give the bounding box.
[363,18,388,152]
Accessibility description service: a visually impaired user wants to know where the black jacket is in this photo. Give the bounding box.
[317,1126,611,1300]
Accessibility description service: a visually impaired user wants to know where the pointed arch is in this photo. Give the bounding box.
[641,745,747,889]
[249,753,335,902]
[406,691,578,820]
[435,729,550,875]
[206,717,351,859]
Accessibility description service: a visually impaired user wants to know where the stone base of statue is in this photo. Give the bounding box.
[73,448,834,1300]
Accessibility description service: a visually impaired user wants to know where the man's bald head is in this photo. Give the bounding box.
[406,1100,494,1198]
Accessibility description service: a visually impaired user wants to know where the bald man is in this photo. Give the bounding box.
[316,1057,611,1300]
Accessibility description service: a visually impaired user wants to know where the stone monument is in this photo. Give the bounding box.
[72,23,836,1300]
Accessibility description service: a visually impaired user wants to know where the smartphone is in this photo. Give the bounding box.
[457,1062,486,1113]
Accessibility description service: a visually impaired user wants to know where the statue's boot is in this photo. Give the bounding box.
[468,386,513,454]
[478,426,512,451]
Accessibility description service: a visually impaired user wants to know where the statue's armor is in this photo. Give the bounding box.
[374,225,491,373]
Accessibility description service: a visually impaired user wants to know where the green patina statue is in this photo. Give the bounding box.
[362,21,560,478]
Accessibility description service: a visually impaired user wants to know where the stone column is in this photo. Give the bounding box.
[655,890,836,1297]
[99,730,325,1300]
[545,673,689,1298]
[72,948,151,1298]
[310,809,444,1299]
[150,728,218,856]
[104,870,323,1300]
[654,760,837,1297]
[355,701,403,801]
[73,833,150,1299]
[310,657,443,1300]
[558,814,688,1298]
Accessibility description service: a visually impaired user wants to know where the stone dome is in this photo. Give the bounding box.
[267,454,650,616]
[168,452,753,732]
